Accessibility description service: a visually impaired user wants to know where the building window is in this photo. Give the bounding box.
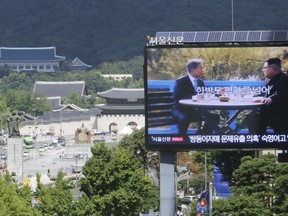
[32,65,37,70]
[39,65,44,69]
[46,65,51,69]
[19,65,24,70]
[25,65,31,69]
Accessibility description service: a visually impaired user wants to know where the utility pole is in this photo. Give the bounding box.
[209,182,213,216]
[32,108,37,137]
[60,109,63,136]
[74,154,80,199]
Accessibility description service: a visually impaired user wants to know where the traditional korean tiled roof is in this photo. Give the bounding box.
[23,107,102,125]
[94,105,144,114]
[53,104,89,112]
[95,104,144,111]
[70,57,92,69]
[0,47,65,62]
[33,81,87,99]
[47,97,63,110]
[97,88,144,99]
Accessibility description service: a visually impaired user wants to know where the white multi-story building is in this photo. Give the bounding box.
[101,74,132,81]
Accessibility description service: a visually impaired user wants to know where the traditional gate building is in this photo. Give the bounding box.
[95,88,145,133]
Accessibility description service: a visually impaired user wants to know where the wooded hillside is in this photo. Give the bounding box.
[1,0,288,66]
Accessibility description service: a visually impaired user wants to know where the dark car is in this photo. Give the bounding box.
[58,136,66,146]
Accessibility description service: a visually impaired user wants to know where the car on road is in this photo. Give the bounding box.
[58,136,66,146]
[23,151,29,157]
[45,132,55,136]
[59,153,66,158]
[43,144,48,151]
[182,196,196,202]
[25,144,34,149]
[0,153,6,161]
[52,139,58,147]
[48,143,54,149]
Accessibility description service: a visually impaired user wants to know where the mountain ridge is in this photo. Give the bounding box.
[1,0,288,66]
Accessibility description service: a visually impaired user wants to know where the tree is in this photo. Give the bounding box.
[36,172,74,216]
[118,128,160,187]
[269,163,288,215]
[0,172,35,215]
[4,90,51,116]
[231,154,277,208]
[212,154,288,215]
[0,64,12,78]
[63,91,83,107]
[213,150,255,183]
[0,72,34,92]
[212,195,272,216]
[79,142,159,215]
[84,71,113,94]
[118,128,149,171]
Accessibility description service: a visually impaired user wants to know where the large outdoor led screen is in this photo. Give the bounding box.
[145,45,288,150]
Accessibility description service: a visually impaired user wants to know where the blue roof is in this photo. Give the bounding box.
[0,47,65,61]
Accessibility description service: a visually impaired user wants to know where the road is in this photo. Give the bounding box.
[22,137,92,179]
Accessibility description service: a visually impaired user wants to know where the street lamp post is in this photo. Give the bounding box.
[74,154,80,199]
[32,108,37,138]
[209,182,213,216]
[53,109,63,137]
[60,109,63,136]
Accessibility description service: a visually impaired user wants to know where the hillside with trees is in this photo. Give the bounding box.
[1,0,288,67]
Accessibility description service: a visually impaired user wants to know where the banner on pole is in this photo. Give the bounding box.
[196,190,209,213]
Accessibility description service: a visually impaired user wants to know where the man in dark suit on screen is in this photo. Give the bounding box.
[172,59,219,134]
[247,58,288,134]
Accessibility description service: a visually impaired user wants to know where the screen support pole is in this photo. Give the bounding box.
[160,151,176,216]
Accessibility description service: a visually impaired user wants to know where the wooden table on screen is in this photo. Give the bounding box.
[179,97,264,134]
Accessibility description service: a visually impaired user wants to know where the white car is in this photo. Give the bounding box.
[183,196,196,202]
[52,139,58,146]
[43,144,48,151]
[23,151,29,157]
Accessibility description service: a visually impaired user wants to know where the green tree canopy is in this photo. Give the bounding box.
[79,142,159,215]
[212,154,288,215]
[36,172,74,216]
[0,173,35,216]
[212,194,272,216]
